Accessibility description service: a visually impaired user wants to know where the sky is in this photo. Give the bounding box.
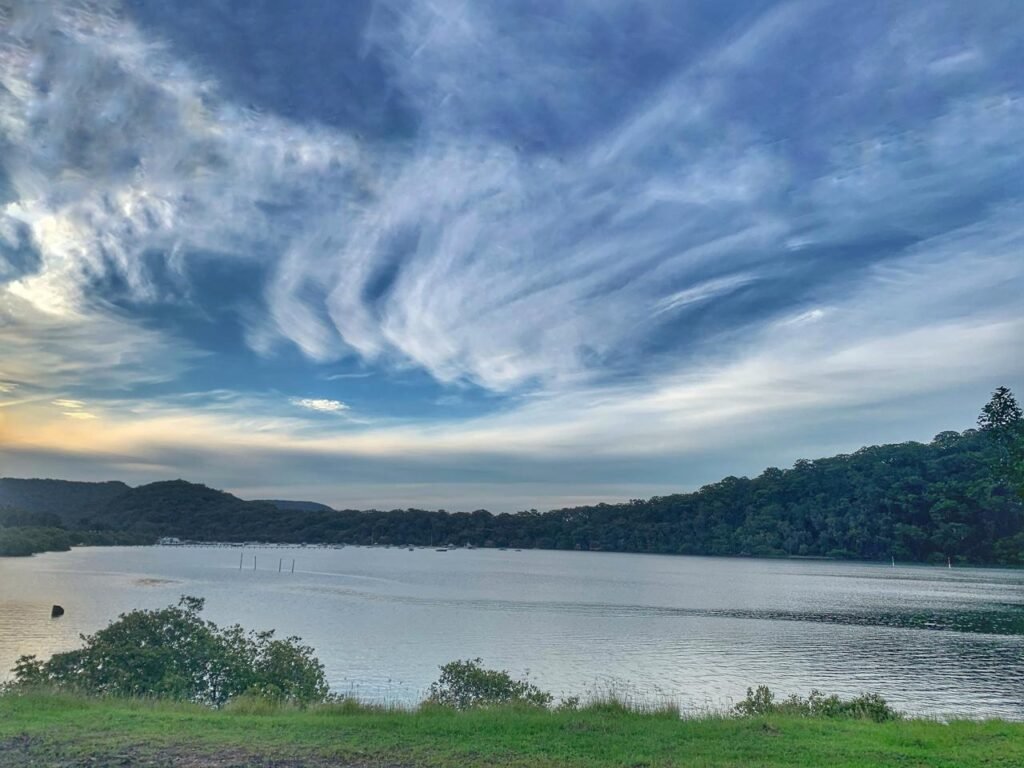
[1,0,1022,511]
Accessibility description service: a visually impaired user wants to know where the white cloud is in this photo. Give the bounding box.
[291,398,350,415]
[323,372,373,381]
[777,308,827,327]
[257,2,1023,396]
[652,273,760,316]
[0,293,195,390]
[63,411,97,420]
[52,399,85,409]
[0,2,784,394]
[927,49,983,75]
[0,0,362,391]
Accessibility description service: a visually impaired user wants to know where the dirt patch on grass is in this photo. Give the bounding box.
[0,735,411,767]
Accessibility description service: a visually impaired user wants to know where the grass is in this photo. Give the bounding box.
[1,691,1022,767]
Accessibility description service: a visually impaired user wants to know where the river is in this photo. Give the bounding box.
[1,546,1021,718]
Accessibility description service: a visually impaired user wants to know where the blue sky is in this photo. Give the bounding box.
[1,0,1022,511]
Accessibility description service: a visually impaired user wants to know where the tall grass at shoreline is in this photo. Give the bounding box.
[2,689,1022,768]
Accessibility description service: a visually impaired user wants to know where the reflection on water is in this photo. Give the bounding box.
[0,546,1021,719]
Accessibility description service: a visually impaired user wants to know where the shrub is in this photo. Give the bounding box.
[734,685,900,722]
[427,659,552,709]
[734,684,775,716]
[8,596,328,706]
[814,692,900,722]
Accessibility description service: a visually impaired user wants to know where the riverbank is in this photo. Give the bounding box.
[1,692,1022,767]
[0,526,149,557]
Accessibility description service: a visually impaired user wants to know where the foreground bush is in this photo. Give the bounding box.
[9,597,327,706]
[734,685,900,722]
[427,658,553,709]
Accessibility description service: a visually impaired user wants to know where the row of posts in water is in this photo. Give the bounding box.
[239,551,295,573]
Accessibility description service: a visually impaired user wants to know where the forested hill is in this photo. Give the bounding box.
[211,426,1015,565]
[2,389,1023,564]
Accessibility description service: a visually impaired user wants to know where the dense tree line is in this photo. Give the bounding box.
[0,525,72,557]
[0,479,129,527]
[0,523,151,556]
[3,389,1022,564]
[0,507,153,556]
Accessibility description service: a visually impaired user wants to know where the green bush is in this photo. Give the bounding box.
[734,684,776,716]
[427,659,552,710]
[734,685,900,722]
[8,597,327,706]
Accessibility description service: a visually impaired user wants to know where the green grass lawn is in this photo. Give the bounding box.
[1,692,1022,767]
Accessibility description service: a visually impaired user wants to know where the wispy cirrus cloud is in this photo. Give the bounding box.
[652,273,761,316]
[50,398,96,419]
[62,411,97,420]
[323,373,373,381]
[52,399,85,409]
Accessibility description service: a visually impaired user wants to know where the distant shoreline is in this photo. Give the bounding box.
[7,540,1019,570]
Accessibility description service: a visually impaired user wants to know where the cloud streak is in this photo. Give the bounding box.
[52,399,85,409]
[291,398,350,415]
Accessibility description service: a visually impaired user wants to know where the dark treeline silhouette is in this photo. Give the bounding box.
[0,479,129,526]
[2,389,1022,564]
[0,515,145,556]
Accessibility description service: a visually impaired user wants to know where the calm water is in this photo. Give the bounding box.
[1,546,1022,718]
